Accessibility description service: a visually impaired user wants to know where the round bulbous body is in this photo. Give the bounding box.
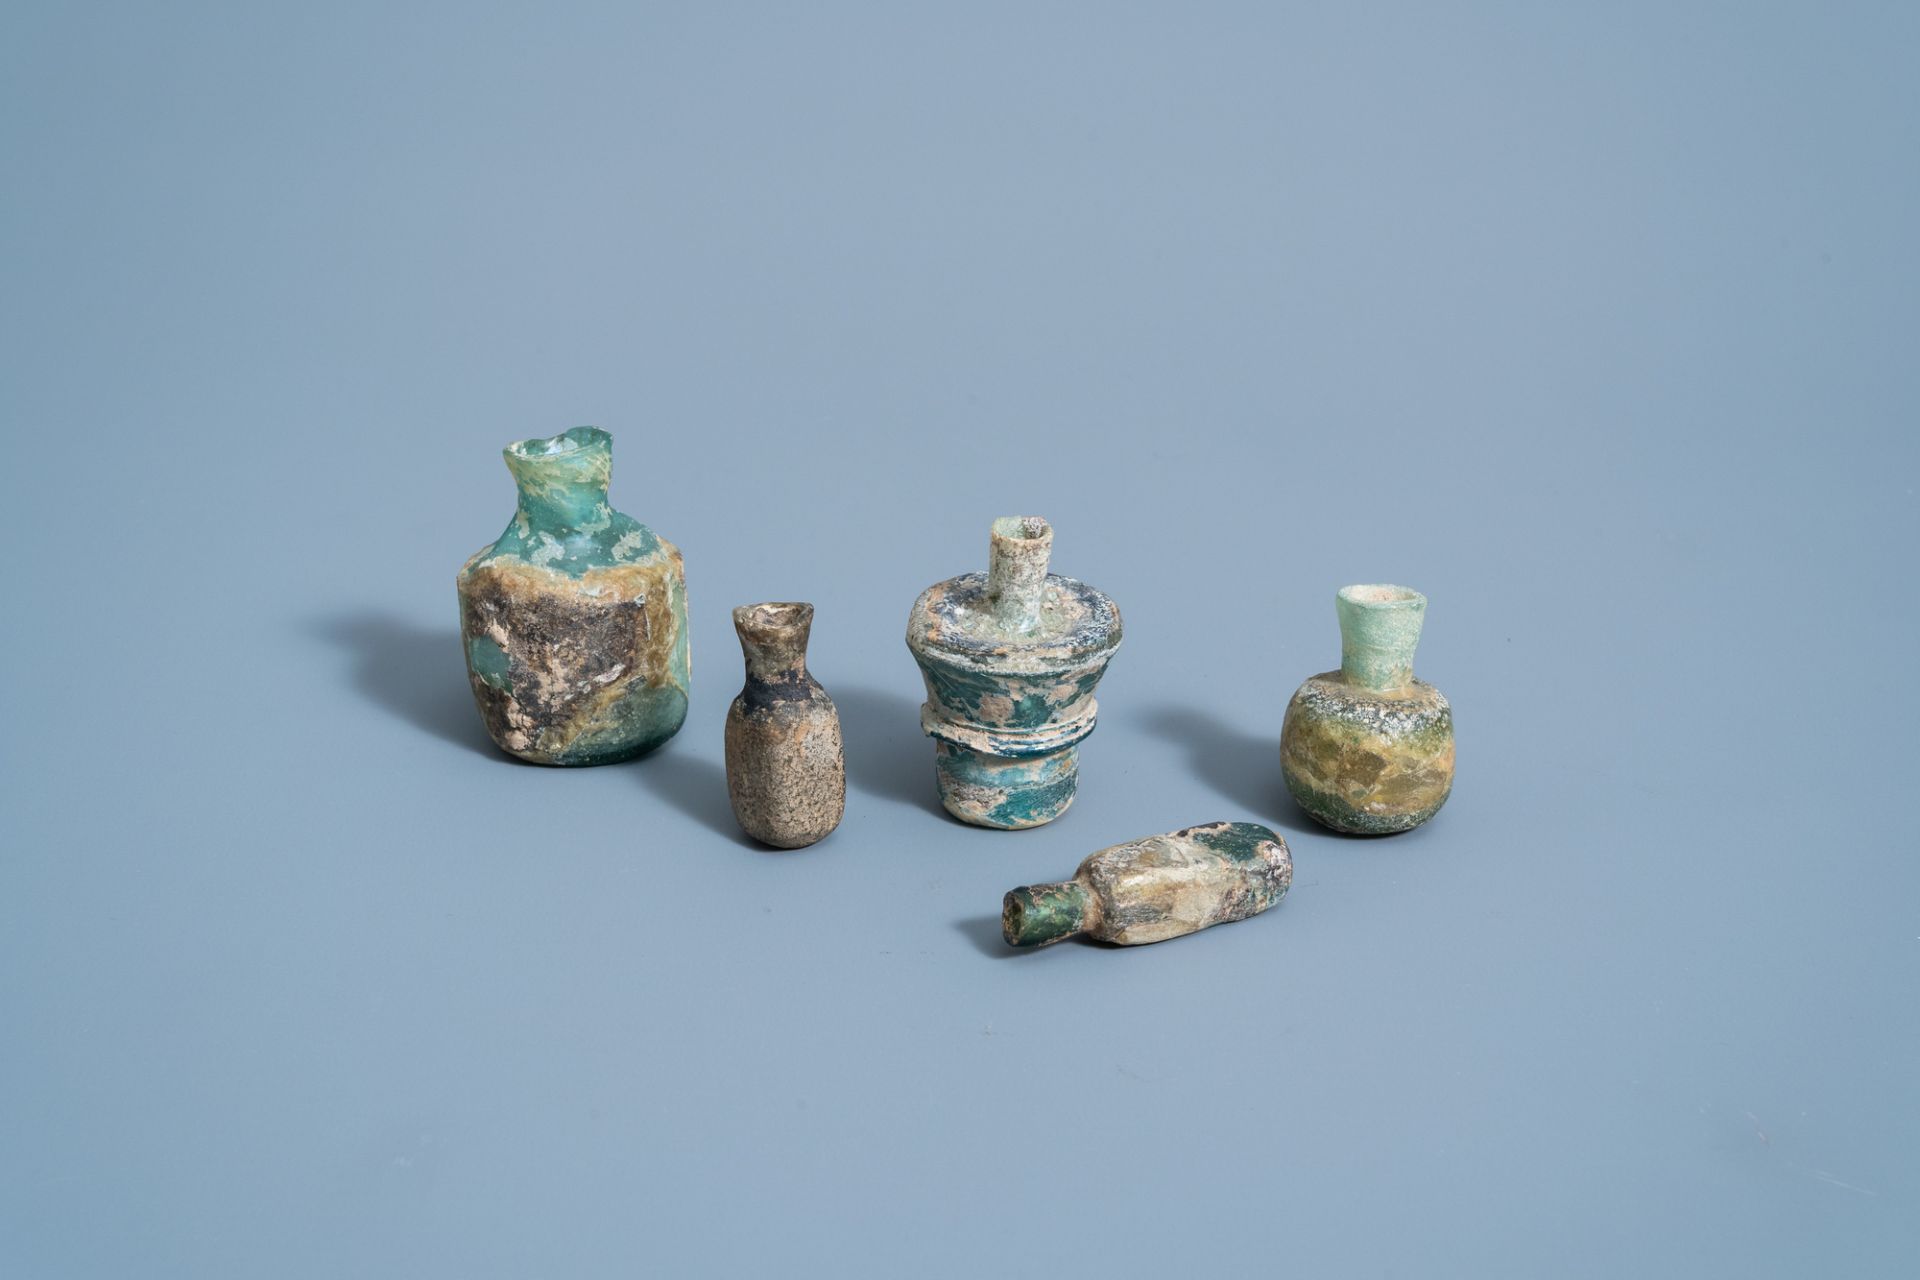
[456,427,690,765]
[1280,584,1452,834]
[906,517,1121,830]
[725,603,845,849]
[1280,674,1453,834]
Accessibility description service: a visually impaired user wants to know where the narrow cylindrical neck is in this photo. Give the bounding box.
[1002,880,1090,947]
[734,602,814,684]
[504,426,615,533]
[986,515,1054,631]
[1336,584,1428,691]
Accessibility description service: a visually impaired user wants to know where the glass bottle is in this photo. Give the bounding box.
[1002,822,1292,947]
[725,602,845,848]
[456,427,690,765]
[905,516,1122,828]
[1280,584,1453,833]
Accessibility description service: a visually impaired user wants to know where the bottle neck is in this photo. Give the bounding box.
[1002,880,1090,946]
[515,483,612,534]
[986,515,1054,631]
[1336,584,1427,691]
[504,427,616,534]
[734,602,814,685]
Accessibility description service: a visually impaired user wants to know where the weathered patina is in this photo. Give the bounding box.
[456,427,690,765]
[1002,821,1292,947]
[1280,584,1453,834]
[905,517,1122,828]
[725,602,845,849]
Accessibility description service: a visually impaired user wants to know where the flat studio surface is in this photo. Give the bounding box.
[2,5,1915,1277]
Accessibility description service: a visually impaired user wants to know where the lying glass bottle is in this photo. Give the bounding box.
[1002,822,1292,948]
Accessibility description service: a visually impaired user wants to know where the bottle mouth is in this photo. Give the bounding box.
[1001,881,1087,946]
[991,515,1052,543]
[505,426,611,461]
[733,601,814,639]
[1338,583,1425,611]
[1003,893,1032,941]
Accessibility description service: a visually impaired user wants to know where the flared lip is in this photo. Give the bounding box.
[505,425,611,461]
[1338,583,1425,611]
[733,601,814,635]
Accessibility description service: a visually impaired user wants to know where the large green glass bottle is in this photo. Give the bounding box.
[456,427,690,765]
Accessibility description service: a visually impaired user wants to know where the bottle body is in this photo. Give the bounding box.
[906,517,1121,829]
[929,738,1080,831]
[1280,675,1453,833]
[1003,822,1291,947]
[725,603,845,848]
[456,428,691,765]
[1280,584,1452,833]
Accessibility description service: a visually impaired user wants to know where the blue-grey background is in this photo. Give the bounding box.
[3,3,1916,1275]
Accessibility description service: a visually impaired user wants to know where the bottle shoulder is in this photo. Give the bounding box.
[906,571,1121,671]
[465,512,680,579]
[732,671,834,718]
[1286,671,1451,730]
